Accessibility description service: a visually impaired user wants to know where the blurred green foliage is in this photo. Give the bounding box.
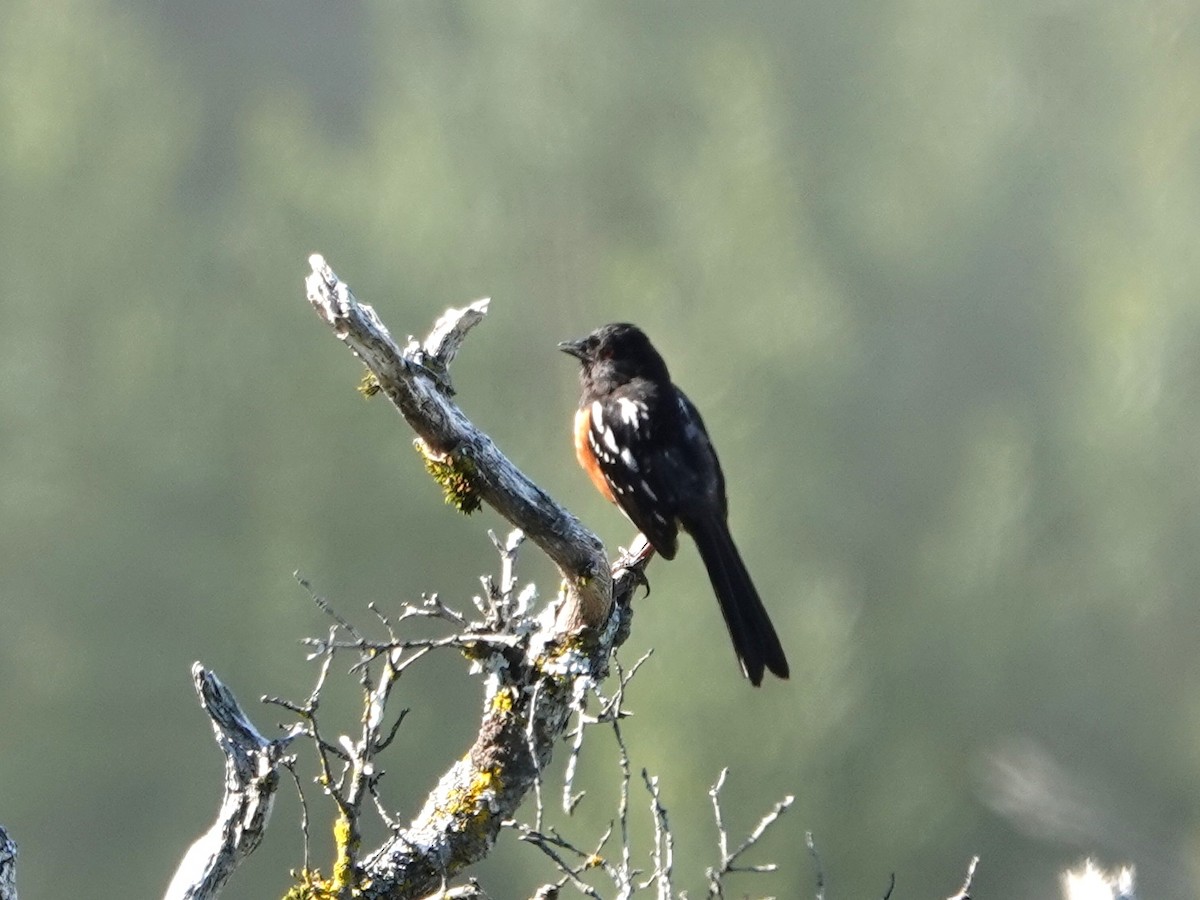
[2,0,1200,897]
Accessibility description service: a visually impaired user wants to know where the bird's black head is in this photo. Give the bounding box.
[559,323,671,392]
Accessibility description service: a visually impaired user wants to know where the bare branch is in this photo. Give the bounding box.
[162,259,653,897]
[640,770,674,899]
[265,620,354,820]
[708,768,730,897]
[418,302,491,377]
[705,770,793,898]
[946,855,980,900]
[305,254,612,631]
[805,832,826,900]
[298,257,651,897]
[0,826,15,900]
[729,793,794,869]
[612,712,636,899]
[510,821,612,899]
[283,761,314,875]
[561,681,593,816]
[1061,859,1135,900]
[163,664,298,900]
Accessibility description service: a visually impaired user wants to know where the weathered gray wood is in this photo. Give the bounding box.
[163,665,296,900]
[0,826,16,900]
[302,255,642,899]
[305,254,613,631]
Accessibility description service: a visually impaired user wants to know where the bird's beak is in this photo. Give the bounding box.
[558,338,588,360]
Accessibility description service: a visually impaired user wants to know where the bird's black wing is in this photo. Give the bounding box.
[583,381,681,558]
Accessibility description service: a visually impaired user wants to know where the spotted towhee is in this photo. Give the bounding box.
[560,323,789,685]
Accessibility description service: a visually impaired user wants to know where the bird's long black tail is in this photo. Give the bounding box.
[686,515,789,685]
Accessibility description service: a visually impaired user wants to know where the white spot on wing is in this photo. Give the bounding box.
[616,397,645,427]
[602,426,619,453]
[620,448,638,471]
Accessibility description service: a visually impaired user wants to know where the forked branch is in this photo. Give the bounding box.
[305,254,612,631]
[166,258,646,899]
[163,665,299,900]
[302,256,644,898]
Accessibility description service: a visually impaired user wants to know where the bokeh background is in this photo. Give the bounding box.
[3,1,1200,897]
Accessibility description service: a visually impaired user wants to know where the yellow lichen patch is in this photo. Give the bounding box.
[330,813,360,893]
[443,765,504,830]
[414,438,482,514]
[458,638,491,661]
[357,369,381,397]
[283,817,366,899]
[536,633,592,676]
[490,687,516,713]
[282,868,334,900]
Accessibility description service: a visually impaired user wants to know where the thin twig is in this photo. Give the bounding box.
[727,793,794,871]
[805,832,826,900]
[511,823,611,900]
[640,770,674,899]
[613,715,636,897]
[946,856,980,900]
[706,770,793,897]
[297,572,366,643]
[527,680,546,832]
[284,760,312,875]
[708,768,730,898]
[562,680,593,815]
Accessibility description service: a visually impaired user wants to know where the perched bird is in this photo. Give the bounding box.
[560,323,789,685]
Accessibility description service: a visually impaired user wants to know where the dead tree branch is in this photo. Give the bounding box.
[163,665,298,900]
[305,254,611,632]
[293,255,645,898]
[945,855,980,900]
[0,827,15,900]
[165,256,646,898]
[1061,860,1136,900]
[705,769,793,899]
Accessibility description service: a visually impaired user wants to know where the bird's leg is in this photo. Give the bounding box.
[614,533,656,597]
